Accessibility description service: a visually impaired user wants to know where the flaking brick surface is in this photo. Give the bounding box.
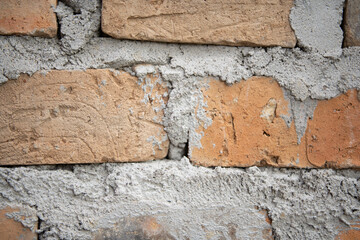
[101,0,296,47]
[306,90,360,168]
[0,0,57,38]
[0,70,169,165]
[0,207,37,240]
[190,77,306,167]
[190,78,360,168]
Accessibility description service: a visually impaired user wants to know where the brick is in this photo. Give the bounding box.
[344,0,360,46]
[190,78,360,168]
[101,0,296,47]
[306,90,360,168]
[0,0,57,38]
[190,77,307,167]
[335,221,360,240]
[0,69,169,165]
[336,229,360,240]
[0,207,37,240]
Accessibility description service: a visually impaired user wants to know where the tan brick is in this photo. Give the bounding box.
[190,78,360,168]
[101,0,296,47]
[0,0,57,38]
[190,77,307,168]
[344,0,360,46]
[0,69,169,165]
[0,207,37,240]
[306,90,360,168]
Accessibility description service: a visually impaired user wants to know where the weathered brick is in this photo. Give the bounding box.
[101,0,296,47]
[0,69,169,165]
[190,77,307,167]
[306,89,360,168]
[335,221,360,240]
[190,78,360,168]
[0,0,57,38]
[0,207,37,240]
[344,0,360,46]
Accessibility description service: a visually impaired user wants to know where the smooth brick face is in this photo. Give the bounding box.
[0,69,169,165]
[190,78,360,168]
[0,207,37,240]
[0,0,57,37]
[306,90,360,168]
[101,0,296,47]
[344,0,360,46]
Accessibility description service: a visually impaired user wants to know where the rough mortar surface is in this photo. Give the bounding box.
[290,0,345,58]
[0,159,359,239]
[0,0,360,238]
[3,38,359,160]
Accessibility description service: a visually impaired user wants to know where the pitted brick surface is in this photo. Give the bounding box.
[190,77,360,168]
[0,0,57,37]
[306,90,360,168]
[190,77,307,167]
[0,69,169,165]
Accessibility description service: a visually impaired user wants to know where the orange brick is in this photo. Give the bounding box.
[190,78,360,168]
[0,0,57,37]
[336,229,360,240]
[335,222,360,240]
[0,207,37,240]
[101,0,296,47]
[190,77,307,167]
[0,69,169,165]
[306,90,360,168]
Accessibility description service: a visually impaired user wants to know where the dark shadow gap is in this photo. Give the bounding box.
[341,0,348,48]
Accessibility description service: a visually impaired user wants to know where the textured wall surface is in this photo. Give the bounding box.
[0,0,57,38]
[0,0,359,239]
[101,0,296,47]
[0,69,169,165]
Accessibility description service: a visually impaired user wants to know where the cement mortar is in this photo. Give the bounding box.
[0,2,359,156]
[0,159,359,239]
[0,1,360,238]
[290,0,345,58]
[55,0,101,54]
[2,38,360,153]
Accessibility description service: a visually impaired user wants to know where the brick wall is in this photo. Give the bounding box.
[0,0,359,239]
